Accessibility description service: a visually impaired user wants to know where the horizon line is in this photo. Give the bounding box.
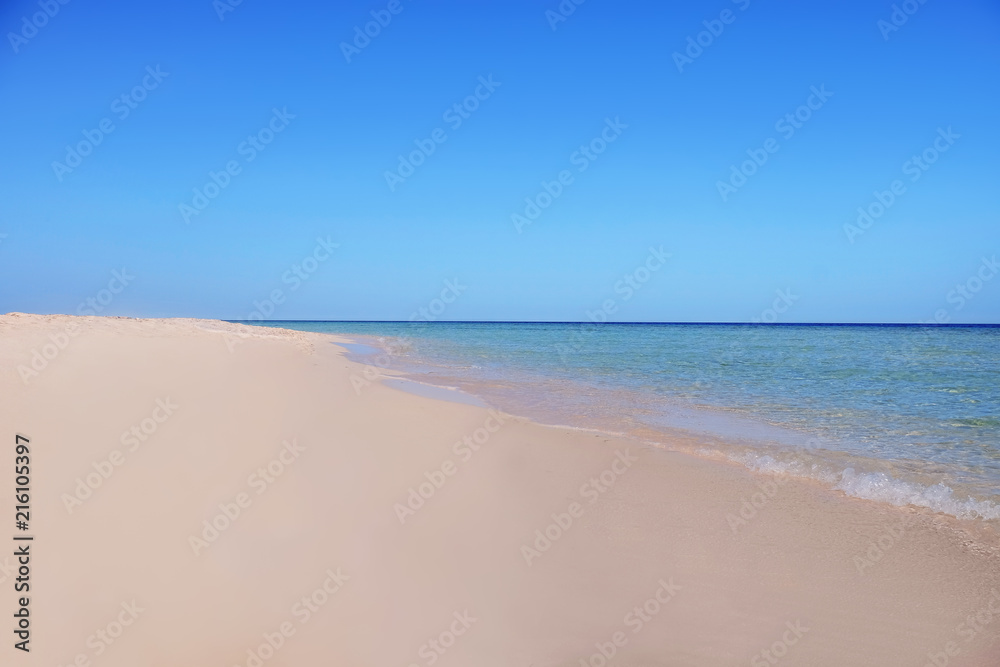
[231,320,1000,327]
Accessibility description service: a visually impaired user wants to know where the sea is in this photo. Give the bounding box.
[245,321,1000,523]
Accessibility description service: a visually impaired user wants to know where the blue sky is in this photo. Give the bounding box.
[1,0,998,323]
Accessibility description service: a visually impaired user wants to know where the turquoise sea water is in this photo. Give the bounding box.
[247,322,1000,522]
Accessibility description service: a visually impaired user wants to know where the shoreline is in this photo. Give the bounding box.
[327,328,1000,527]
[4,313,1000,665]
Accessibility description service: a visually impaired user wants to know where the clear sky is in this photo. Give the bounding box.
[1,0,998,323]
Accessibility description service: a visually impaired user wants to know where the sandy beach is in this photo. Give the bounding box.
[2,313,999,667]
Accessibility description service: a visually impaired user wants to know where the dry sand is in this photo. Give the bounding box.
[1,313,998,666]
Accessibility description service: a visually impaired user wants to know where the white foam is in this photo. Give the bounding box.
[722,450,838,484]
[834,468,1000,521]
[720,450,1000,521]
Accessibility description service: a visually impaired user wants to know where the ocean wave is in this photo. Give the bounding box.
[718,450,1000,521]
[834,468,1000,521]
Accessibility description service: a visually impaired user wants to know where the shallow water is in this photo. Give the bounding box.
[246,321,1000,522]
